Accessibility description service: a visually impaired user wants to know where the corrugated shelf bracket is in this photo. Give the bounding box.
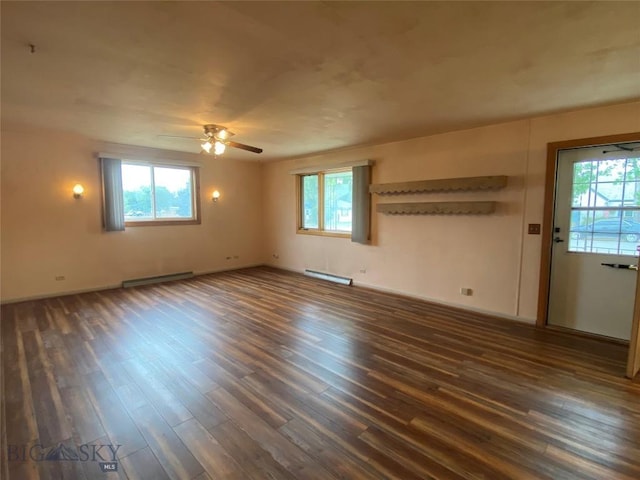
[369,175,507,195]
[376,201,497,215]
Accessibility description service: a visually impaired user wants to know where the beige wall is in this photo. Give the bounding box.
[3,102,639,313]
[262,101,640,322]
[1,123,264,302]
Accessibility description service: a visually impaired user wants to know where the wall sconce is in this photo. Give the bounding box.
[212,190,221,202]
[72,184,84,199]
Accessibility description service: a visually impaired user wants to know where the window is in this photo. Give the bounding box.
[122,162,200,226]
[298,169,353,235]
[568,157,640,255]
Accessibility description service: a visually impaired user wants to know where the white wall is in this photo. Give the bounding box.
[0,123,264,302]
[262,101,640,322]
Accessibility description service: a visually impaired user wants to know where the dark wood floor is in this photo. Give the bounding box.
[2,266,639,479]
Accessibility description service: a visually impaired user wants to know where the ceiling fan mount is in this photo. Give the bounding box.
[200,124,262,155]
[203,124,235,141]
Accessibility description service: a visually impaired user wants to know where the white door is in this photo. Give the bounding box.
[548,145,640,340]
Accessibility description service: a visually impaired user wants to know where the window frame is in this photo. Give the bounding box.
[296,167,352,238]
[122,161,201,227]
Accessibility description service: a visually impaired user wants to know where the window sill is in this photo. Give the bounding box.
[297,229,350,238]
[125,219,201,227]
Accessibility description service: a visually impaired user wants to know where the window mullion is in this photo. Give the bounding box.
[191,169,197,220]
[303,175,309,229]
[150,166,157,220]
[318,173,325,231]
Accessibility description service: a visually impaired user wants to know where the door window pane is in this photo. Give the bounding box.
[595,159,626,182]
[572,161,596,207]
[625,159,640,181]
[569,157,640,255]
[569,209,640,255]
[302,175,319,229]
[595,182,624,208]
[623,182,640,207]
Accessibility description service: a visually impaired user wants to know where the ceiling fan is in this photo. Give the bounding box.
[159,124,263,155]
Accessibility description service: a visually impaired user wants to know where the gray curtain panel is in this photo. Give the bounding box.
[100,157,125,231]
[351,165,371,244]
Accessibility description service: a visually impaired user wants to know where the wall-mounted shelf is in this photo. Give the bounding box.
[369,175,507,195]
[377,201,496,215]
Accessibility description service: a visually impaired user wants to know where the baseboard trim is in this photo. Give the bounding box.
[0,283,123,305]
[193,263,264,277]
[263,263,534,325]
[2,262,533,326]
[0,263,265,305]
[354,279,534,324]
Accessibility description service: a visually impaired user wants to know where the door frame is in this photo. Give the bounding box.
[536,132,640,377]
[628,270,640,378]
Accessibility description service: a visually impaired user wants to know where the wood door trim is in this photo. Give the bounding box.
[627,267,640,378]
[537,132,640,328]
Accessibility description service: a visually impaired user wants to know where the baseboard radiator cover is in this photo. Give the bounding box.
[122,271,194,288]
[304,269,353,286]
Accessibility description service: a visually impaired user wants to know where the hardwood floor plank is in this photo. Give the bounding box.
[83,370,147,458]
[59,386,105,444]
[130,404,204,480]
[3,267,640,480]
[119,446,171,480]
[121,359,193,427]
[174,418,245,480]
[142,366,226,430]
[22,330,73,447]
[358,425,469,480]
[206,387,337,480]
[242,372,366,435]
[3,310,40,465]
[279,418,386,480]
[208,420,297,480]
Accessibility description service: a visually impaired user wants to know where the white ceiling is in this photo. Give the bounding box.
[2,1,639,161]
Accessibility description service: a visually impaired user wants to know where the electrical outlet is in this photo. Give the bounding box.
[460,287,473,296]
[55,275,66,281]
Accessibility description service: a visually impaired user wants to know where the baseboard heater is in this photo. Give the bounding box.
[122,271,194,288]
[304,269,353,286]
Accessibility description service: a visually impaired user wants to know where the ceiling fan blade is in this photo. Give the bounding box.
[157,134,201,140]
[227,140,263,154]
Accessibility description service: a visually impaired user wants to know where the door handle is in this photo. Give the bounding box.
[553,237,565,243]
[601,263,638,270]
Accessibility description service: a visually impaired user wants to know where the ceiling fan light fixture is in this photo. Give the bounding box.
[161,125,261,155]
[201,140,213,153]
[214,141,226,155]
